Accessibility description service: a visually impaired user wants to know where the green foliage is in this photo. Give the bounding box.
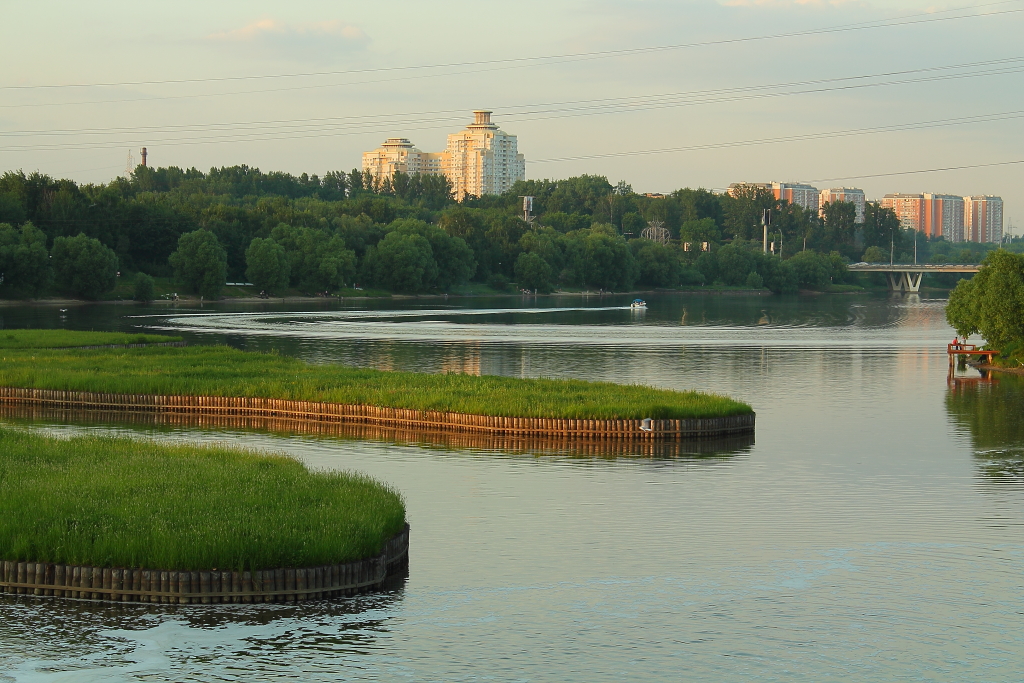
[862,202,903,251]
[169,229,227,299]
[786,250,848,290]
[621,212,647,235]
[388,219,476,289]
[514,251,554,292]
[631,239,680,287]
[133,272,155,302]
[244,237,290,292]
[0,329,179,348]
[946,250,1024,348]
[0,427,406,570]
[563,225,639,290]
[862,245,887,263]
[269,224,354,292]
[51,233,119,299]
[679,218,720,245]
[0,222,51,296]
[745,271,764,289]
[0,342,753,420]
[364,231,438,292]
[820,201,857,257]
[541,212,592,233]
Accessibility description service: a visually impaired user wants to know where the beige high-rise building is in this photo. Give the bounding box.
[362,111,525,200]
[362,138,445,181]
[445,111,525,200]
[819,188,865,223]
[964,195,1003,243]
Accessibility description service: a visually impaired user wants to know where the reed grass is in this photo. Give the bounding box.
[0,344,751,419]
[0,329,180,349]
[0,426,406,571]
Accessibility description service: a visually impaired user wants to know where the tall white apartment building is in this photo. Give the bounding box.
[819,187,865,223]
[964,195,1003,243]
[444,111,525,200]
[362,111,525,200]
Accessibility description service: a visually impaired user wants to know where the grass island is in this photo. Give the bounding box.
[0,330,751,422]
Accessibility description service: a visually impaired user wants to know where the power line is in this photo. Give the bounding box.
[528,110,1024,164]
[1,1,1019,110]
[804,159,1024,183]
[3,55,1022,138]
[2,62,1022,152]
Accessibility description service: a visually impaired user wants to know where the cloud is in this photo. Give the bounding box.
[207,18,369,59]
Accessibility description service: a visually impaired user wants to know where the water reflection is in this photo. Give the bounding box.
[0,406,754,461]
[0,585,406,681]
[946,372,1024,480]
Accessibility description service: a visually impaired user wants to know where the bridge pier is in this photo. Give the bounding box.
[885,271,923,293]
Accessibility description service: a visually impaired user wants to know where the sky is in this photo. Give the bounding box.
[2,0,1022,230]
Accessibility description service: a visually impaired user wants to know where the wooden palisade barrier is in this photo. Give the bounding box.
[0,387,754,440]
[0,525,409,604]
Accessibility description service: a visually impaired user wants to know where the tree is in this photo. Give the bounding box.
[245,237,290,292]
[787,250,831,289]
[51,233,118,299]
[946,250,1024,349]
[631,239,680,287]
[862,246,887,263]
[678,218,720,246]
[0,222,51,296]
[168,229,227,299]
[385,219,476,289]
[820,201,857,257]
[364,232,438,292]
[268,224,356,293]
[863,202,903,252]
[563,225,639,291]
[133,273,155,302]
[515,252,554,292]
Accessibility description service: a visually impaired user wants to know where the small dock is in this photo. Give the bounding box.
[948,342,998,364]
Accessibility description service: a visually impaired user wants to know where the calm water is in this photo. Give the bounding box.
[1,293,1022,682]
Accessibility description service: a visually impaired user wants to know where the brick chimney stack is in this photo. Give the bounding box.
[141,147,148,167]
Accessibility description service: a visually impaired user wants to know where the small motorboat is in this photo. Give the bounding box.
[630,299,647,309]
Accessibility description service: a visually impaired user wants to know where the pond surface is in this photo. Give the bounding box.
[1,292,1022,682]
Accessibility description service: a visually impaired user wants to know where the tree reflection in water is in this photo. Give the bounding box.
[946,373,1024,480]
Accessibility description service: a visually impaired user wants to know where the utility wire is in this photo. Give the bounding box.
[1,2,1020,110]
[3,0,1018,91]
[3,55,1022,138]
[804,159,1024,182]
[3,62,1022,152]
[529,110,1024,164]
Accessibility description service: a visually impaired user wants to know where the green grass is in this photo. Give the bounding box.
[0,339,750,419]
[0,329,181,349]
[0,426,405,571]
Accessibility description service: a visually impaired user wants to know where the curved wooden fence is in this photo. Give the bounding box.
[0,387,754,440]
[0,525,409,604]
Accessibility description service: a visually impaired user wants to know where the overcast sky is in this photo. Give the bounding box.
[2,0,1021,229]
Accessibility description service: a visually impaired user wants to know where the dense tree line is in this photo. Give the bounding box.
[0,164,1010,299]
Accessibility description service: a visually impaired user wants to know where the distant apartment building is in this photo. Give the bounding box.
[362,138,444,180]
[881,193,925,232]
[362,111,525,200]
[819,187,865,223]
[726,182,819,213]
[923,194,964,241]
[771,182,819,213]
[964,195,1003,243]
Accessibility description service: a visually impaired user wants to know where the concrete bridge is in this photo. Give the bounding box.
[846,263,981,292]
